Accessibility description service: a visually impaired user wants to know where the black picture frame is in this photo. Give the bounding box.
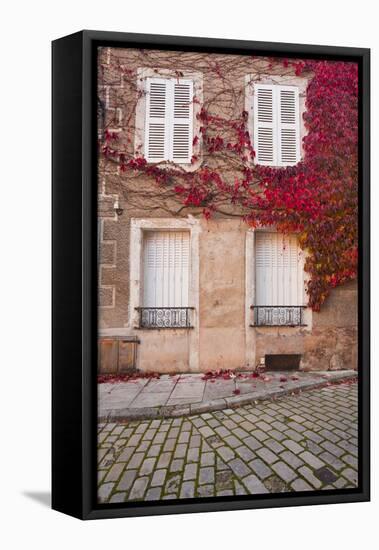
[52,30,370,520]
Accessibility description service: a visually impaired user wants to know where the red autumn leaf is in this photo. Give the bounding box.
[233,389,241,395]
[99,60,358,311]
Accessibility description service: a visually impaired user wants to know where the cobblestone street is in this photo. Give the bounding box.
[98,382,358,503]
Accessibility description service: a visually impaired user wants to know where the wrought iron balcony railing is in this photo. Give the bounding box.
[135,307,194,329]
[251,306,307,327]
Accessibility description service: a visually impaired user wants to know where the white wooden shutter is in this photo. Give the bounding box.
[145,78,169,162]
[172,80,193,163]
[145,78,193,163]
[254,85,276,166]
[253,84,300,167]
[143,231,190,307]
[278,86,300,166]
[255,233,303,305]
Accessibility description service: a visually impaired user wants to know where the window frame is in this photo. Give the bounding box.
[129,218,201,347]
[245,73,309,168]
[245,228,312,338]
[134,68,203,170]
[144,77,194,164]
[254,231,305,307]
[142,229,191,309]
[253,84,301,167]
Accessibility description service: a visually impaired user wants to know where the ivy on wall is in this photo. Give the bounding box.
[99,54,358,311]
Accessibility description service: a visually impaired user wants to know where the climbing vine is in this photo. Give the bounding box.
[98,50,358,310]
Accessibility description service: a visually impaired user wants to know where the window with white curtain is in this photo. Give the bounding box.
[254,232,305,326]
[143,231,190,307]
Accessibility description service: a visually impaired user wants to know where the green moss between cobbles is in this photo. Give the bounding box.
[97,385,358,502]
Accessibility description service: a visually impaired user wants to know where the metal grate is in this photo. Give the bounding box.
[252,306,306,327]
[265,354,301,371]
[135,307,194,329]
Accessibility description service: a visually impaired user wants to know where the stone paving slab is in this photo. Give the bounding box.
[98,370,357,421]
[97,382,358,503]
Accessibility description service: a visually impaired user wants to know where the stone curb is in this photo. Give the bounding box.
[98,371,357,422]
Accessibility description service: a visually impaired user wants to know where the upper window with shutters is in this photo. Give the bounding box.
[245,75,308,167]
[135,68,203,169]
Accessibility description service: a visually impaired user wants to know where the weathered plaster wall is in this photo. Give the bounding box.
[254,280,358,371]
[137,330,190,373]
[198,219,246,370]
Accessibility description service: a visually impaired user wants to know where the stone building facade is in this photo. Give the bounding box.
[97,47,357,374]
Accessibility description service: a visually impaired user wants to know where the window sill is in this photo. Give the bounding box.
[134,326,194,330]
[144,159,201,172]
[253,162,302,169]
[250,324,308,328]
